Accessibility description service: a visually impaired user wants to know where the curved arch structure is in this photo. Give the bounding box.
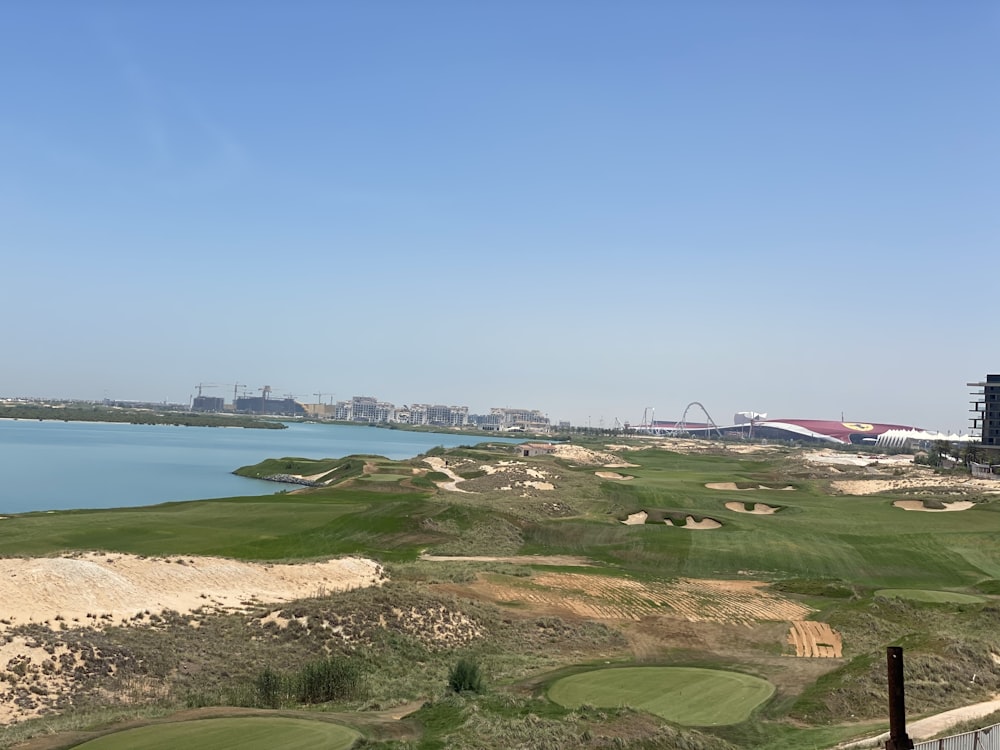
[673,402,723,438]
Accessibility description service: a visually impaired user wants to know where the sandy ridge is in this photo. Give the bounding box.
[0,553,385,631]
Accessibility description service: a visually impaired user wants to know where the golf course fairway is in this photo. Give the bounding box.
[548,666,775,726]
[875,589,986,604]
[71,716,360,750]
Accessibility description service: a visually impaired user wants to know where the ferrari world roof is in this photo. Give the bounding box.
[747,419,921,444]
[648,418,930,444]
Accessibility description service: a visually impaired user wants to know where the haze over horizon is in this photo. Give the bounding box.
[3,2,996,433]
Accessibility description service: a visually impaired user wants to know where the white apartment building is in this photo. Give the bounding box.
[488,407,550,432]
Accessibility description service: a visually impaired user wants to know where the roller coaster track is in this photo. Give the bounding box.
[672,401,723,438]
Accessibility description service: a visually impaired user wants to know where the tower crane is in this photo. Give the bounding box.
[195,383,221,397]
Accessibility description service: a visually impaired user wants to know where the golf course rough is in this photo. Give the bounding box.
[548,666,775,726]
[71,717,361,750]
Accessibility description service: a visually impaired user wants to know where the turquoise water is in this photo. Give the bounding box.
[0,420,518,514]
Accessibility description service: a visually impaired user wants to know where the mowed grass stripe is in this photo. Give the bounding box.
[875,589,986,604]
[0,490,436,560]
[72,717,360,750]
[548,666,774,726]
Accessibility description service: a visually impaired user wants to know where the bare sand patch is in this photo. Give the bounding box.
[892,500,976,512]
[423,457,473,493]
[596,471,633,480]
[787,621,843,657]
[522,480,554,491]
[621,511,648,525]
[300,469,332,481]
[725,502,779,515]
[0,553,384,632]
[552,445,624,465]
[665,516,722,530]
[443,572,811,626]
[805,451,916,468]
[833,476,1000,495]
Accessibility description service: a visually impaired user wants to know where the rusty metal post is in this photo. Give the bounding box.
[885,646,914,750]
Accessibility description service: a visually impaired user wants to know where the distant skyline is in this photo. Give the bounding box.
[3,2,997,433]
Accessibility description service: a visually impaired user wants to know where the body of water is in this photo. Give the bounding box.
[0,420,520,514]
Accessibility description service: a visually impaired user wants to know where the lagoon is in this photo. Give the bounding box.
[0,420,519,514]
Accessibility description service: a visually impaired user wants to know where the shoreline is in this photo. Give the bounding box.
[0,422,528,516]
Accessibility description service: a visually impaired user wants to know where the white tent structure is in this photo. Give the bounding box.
[874,429,977,450]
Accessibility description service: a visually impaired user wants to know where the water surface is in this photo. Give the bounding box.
[0,420,518,514]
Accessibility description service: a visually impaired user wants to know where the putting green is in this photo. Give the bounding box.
[548,666,774,726]
[875,589,985,604]
[72,717,361,750]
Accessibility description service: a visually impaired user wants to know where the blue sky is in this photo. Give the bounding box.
[2,1,997,431]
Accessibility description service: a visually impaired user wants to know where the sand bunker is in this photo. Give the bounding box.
[706,482,794,491]
[621,511,648,525]
[725,502,779,515]
[0,553,385,631]
[596,471,633,480]
[665,516,722,530]
[892,500,976,512]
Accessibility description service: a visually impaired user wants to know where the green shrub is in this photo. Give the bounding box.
[295,657,362,704]
[448,657,483,694]
[255,666,283,709]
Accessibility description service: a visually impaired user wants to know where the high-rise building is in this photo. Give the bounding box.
[969,374,1000,447]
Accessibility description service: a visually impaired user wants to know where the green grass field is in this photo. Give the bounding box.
[548,666,775,726]
[874,589,986,604]
[523,448,1000,588]
[4,446,997,590]
[71,717,360,750]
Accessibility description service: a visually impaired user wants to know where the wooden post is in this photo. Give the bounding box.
[885,646,914,750]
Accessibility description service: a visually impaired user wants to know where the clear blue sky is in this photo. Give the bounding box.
[2,1,996,431]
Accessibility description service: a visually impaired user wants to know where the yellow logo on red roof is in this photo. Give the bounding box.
[842,422,874,432]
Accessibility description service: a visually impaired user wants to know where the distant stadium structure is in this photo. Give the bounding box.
[636,411,973,448]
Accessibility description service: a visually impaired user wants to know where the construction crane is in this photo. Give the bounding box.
[259,385,272,400]
[232,383,245,404]
[195,383,221,397]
